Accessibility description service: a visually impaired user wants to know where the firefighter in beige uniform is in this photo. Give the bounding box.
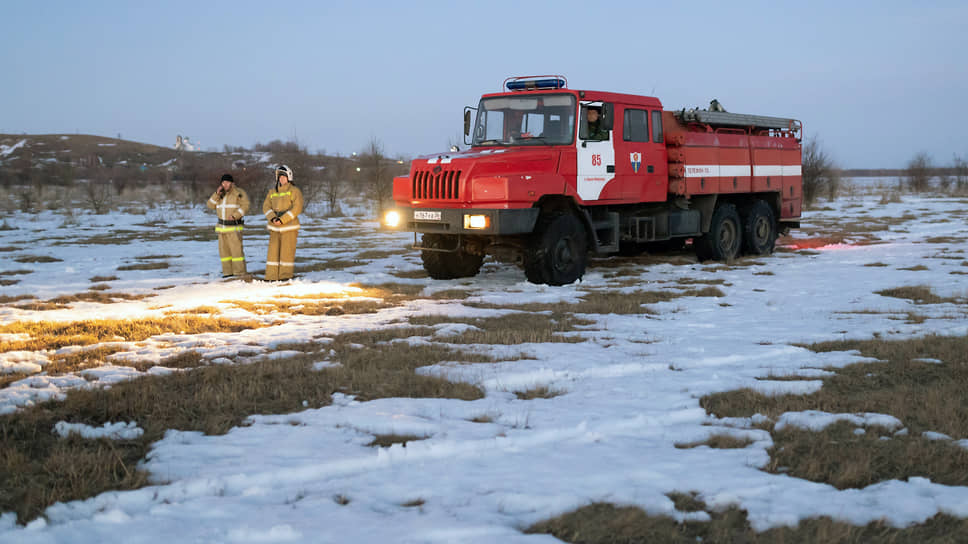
[262,165,303,281]
[206,173,250,277]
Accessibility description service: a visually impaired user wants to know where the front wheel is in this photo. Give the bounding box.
[694,203,742,262]
[420,234,484,279]
[524,212,588,285]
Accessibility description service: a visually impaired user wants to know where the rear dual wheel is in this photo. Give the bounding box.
[742,200,777,256]
[694,203,742,262]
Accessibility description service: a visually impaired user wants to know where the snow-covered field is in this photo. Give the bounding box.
[1,190,967,543]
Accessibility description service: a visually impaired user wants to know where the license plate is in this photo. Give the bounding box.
[414,211,441,221]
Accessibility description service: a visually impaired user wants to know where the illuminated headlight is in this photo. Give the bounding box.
[383,210,402,228]
[463,214,490,229]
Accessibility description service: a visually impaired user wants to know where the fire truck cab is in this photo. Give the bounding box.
[382,75,802,285]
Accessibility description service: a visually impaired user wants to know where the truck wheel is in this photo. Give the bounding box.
[420,234,484,279]
[524,213,588,285]
[742,200,777,255]
[694,203,742,262]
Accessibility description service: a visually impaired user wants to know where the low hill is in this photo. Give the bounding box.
[0,133,179,168]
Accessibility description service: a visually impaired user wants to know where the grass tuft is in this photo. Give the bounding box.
[701,333,968,490]
[526,502,968,543]
[366,434,428,448]
[515,385,564,400]
[117,262,169,271]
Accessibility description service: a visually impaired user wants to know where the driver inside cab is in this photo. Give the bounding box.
[585,107,609,140]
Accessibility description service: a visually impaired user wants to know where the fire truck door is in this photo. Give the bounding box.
[576,102,615,202]
[614,106,665,202]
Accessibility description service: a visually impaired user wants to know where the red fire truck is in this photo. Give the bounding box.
[382,75,802,285]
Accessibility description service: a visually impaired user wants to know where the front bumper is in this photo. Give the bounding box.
[382,207,539,235]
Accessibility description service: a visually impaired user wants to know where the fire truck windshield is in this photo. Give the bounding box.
[472,94,576,147]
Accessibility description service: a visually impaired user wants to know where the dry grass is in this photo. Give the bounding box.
[701,333,968,489]
[469,288,723,317]
[226,299,389,316]
[295,259,362,272]
[355,249,404,260]
[897,265,929,271]
[922,236,967,244]
[515,385,564,400]
[0,316,268,355]
[1,325,488,524]
[365,434,428,448]
[13,255,62,263]
[863,262,889,267]
[427,289,474,300]
[7,291,156,310]
[390,269,429,279]
[0,269,32,276]
[117,261,169,271]
[166,306,222,316]
[675,433,755,450]
[409,313,591,345]
[527,502,968,543]
[875,285,962,304]
[89,275,119,282]
[677,278,728,286]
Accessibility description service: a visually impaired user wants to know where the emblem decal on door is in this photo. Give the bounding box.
[630,152,642,173]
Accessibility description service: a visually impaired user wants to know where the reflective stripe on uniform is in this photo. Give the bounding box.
[221,256,232,262]
[279,261,294,267]
[267,224,299,232]
[215,226,244,233]
[283,211,295,220]
[270,191,292,198]
[231,257,245,262]
[266,261,279,266]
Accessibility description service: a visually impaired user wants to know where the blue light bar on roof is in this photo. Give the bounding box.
[506,78,566,91]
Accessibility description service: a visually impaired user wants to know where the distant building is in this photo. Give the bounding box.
[174,135,199,152]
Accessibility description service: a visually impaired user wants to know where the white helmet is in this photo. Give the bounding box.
[275,164,293,182]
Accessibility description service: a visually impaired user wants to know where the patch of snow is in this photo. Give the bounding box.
[0,351,49,375]
[0,139,27,157]
[53,421,144,440]
[775,410,903,432]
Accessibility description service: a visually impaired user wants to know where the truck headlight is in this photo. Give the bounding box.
[463,214,490,230]
[384,210,402,228]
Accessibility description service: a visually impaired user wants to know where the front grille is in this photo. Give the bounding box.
[412,169,462,200]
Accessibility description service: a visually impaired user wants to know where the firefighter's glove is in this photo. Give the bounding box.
[217,189,226,198]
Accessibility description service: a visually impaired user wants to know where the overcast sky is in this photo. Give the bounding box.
[2,1,966,168]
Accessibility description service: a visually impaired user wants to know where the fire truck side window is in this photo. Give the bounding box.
[651,110,664,143]
[623,109,649,142]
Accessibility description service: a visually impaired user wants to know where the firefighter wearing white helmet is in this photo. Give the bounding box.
[262,164,304,281]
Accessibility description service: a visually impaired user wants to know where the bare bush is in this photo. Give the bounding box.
[801,137,840,206]
[905,151,933,193]
[953,154,968,194]
[360,139,392,215]
[323,154,351,216]
[84,168,114,214]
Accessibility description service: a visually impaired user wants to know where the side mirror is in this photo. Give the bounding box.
[463,106,477,146]
[601,103,614,131]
